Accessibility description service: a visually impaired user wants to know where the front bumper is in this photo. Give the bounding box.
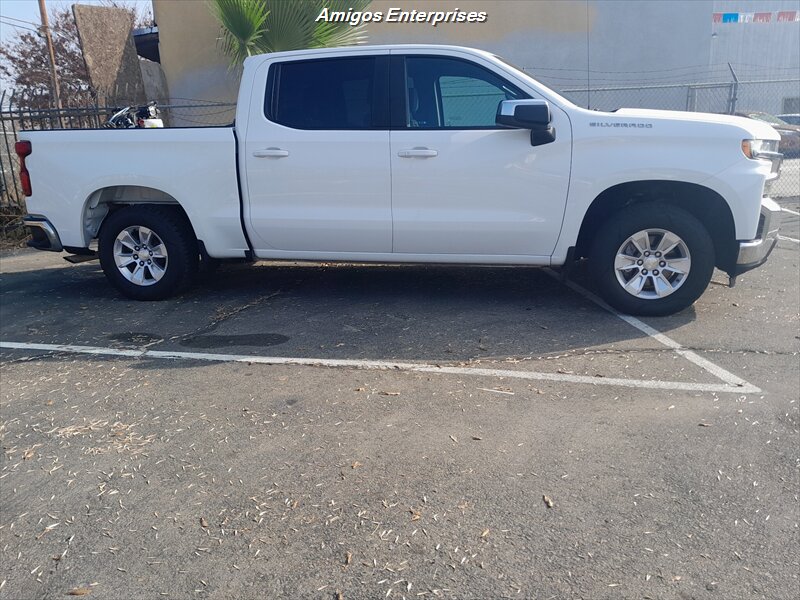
[734,197,781,275]
[23,215,63,252]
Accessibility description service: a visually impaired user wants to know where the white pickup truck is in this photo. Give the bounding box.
[18,45,783,316]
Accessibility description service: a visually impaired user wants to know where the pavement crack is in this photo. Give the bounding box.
[167,290,284,344]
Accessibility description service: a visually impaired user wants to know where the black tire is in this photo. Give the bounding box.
[588,202,714,316]
[99,205,198,300]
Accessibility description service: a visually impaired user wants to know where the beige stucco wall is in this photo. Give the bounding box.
[151,1,721,113]
[365,1,594,87]
[152,0,237,105]
[151,0,590,106]
[366,1,591,41]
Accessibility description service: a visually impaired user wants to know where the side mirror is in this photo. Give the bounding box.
[496,99,550,128]
[496,99,556,147]
[530,127,556,147]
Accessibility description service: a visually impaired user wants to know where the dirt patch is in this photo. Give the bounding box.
[0,211,28,249]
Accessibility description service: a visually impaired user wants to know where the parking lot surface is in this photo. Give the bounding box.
[1,199,798,600]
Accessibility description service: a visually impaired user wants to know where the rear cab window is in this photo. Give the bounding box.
[264,56,389,130]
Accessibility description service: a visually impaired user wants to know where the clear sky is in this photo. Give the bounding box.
[0,0,153,43]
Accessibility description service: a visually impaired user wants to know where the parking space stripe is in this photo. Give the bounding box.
[543,269,761,392]
[780,207,800,217]
[778,235,799,243]
[0,340,759,394]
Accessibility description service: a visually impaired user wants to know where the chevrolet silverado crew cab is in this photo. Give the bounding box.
[18,45,783,316]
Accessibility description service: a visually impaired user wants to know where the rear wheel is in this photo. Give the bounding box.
[589,203,714,316]
[99,205,198,300]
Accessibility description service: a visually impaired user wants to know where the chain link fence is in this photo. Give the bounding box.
[0,92,236,211]
[2,78,797,215]
[556,79,800,116]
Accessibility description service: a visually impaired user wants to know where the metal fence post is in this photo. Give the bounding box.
[727,63,739,115]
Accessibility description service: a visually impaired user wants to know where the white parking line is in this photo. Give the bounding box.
[778,235,800,243]
[543,269,761,392]
[780,207,800,217]
[0,341,759,394]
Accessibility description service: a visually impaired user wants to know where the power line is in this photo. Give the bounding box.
[520,63,800,75]
[1,15,41,27]
[0,19,40,34]
[525,65,800,85]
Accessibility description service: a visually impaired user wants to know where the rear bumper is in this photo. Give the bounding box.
[23,215,63,252]
[734,197,781,275]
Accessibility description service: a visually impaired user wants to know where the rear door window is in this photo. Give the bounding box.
[265,56,387,130]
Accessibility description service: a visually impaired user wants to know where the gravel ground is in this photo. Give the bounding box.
[0,200,797,600]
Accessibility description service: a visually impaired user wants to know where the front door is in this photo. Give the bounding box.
[244,54,391,254]
[389,54,571,257]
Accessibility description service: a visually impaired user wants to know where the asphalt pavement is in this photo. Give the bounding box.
[0,199,798,600]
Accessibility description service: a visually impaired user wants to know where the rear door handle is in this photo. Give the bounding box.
[398,147,438,158]
[253,147,289,158]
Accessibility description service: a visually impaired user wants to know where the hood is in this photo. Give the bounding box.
[611,108,781,140]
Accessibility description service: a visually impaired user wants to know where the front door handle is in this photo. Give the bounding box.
[398,147,438,158]
[253,147,289,158]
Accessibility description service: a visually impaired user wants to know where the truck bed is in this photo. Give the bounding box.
[21,126,249,257]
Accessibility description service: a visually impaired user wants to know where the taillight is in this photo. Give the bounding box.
[15,140,32,196]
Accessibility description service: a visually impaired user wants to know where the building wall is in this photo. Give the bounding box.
[710,0,800,114]
[366,0,713,88]
[152,0,237,105]
[152,0,798,114]
[711,0,800,80]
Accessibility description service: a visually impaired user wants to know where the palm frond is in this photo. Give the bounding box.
[311,0,371,48]
[210,0,372,63]
[256,1,317,53]
[209,0,270,65]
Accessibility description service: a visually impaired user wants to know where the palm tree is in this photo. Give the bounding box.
[210,0,371,65]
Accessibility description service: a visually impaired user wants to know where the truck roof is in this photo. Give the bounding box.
[242,44,494,65]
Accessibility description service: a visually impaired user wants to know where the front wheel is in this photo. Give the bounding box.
[588,203,714,316]
[99,205,198,300]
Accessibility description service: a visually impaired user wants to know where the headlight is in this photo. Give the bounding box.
[741,139,780,159]
[742,139,782,186]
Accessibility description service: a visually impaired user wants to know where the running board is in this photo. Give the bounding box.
[63,252,98,264]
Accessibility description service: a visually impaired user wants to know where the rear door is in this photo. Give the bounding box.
[243,53,391,253]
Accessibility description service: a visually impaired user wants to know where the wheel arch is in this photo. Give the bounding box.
[83,185,197,246]
[574,180,738,273]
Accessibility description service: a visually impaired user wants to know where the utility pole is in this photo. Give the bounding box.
[38,0,62,110]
